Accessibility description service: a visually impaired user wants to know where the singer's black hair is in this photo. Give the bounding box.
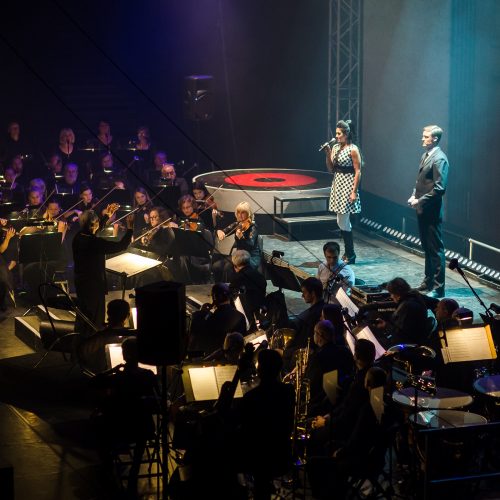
[336,119,355,142]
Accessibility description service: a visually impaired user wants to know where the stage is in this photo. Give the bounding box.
[1,229,500,498]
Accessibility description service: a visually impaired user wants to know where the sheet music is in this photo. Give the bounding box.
[106,344,157,374]
[323,369,338,406]
[355,326,387,360]
[106,252,161,277]
[234,296,250,331]
[244,331,268,347]
[188,367,219,401]
[370,386,385,424]
[345,331,356,355]
[441,325,496,364]
[335,287,359,317]
[214,365,243,398]
[188,365,243,400]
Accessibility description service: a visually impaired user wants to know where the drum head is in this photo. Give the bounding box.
[393,387,474,410]
[474,375,500,398]
[410,409,487,429]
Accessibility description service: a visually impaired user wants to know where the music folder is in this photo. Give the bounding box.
[356,325,386,359]
[440,324,497,364]
[335,287,359,318]
[182,364,243,402]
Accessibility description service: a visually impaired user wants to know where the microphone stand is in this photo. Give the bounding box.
[451,266,494,319]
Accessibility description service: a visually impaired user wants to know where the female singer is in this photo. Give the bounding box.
[324,120,362,264]
[132,187,152,239]
[214,201,261,282]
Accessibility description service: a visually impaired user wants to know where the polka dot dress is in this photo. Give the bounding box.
[328,144,361,214]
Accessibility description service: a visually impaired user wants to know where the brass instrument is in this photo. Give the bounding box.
[289,339,311,463]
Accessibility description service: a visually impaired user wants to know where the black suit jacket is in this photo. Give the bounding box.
[189,303,247,354]
[413,147,449,218]
[230,265,267,327]
[73,228,133,294]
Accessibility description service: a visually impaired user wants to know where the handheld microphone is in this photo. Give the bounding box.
[318,138,337,152]
[448,258,465,276]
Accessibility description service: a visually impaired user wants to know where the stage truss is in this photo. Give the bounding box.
[328,0,362,141]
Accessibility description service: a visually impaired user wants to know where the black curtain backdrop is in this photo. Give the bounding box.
[0,0,328,175]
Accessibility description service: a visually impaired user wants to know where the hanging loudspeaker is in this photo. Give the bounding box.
[183,75,214,121]
[135,281,186,365]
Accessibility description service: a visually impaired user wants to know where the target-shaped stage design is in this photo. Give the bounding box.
[193,169,333,215]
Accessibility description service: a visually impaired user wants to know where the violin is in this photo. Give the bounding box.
[180,212,201,231]
[217,217,252,240]
[237,218,251,233]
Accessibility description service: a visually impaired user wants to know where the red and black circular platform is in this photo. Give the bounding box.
[193,168,332,214]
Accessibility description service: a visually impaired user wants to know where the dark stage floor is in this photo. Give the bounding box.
[0,231,499,499]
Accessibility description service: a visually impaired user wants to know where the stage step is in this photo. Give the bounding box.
[15,307,76,352]
[273,215,340,241]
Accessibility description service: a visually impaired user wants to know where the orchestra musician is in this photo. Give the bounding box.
[177,194,213,284]
[133,206,177,284]
[25,187,45,217]
[72,205,133,332]
[192,180,218,231]
[55,163,81,195]
[43,198,67,242]
[188,283,247,356]
[316,241,355,304]
[132,187,152,239]
[2,165,25,203]
[94,119,114,150]
[158,163,189,196]
[0,222,16,312]
[214,201,262,282]
[230,249,267,332]
[44,153,63,190]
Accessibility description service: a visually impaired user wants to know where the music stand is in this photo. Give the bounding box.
[19,232,64,315]
[170,228,212,259]
[266,258,302,293]
[105,251,163,299]
[19,231,63,264]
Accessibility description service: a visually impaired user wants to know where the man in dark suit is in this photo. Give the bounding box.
[408,125,449,298]
[72,207,133,332]
[230,249,267,332]
[188,283,247,356]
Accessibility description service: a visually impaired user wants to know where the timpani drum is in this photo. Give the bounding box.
[392,387,474,410]
[388,343,436,374]
[409,409,487,428]
[409,409,487,481]
[474,374,500,421]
